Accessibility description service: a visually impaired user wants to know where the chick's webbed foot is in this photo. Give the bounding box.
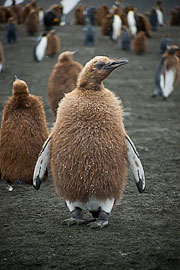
[87,210,109,229]
[61,207,87,227]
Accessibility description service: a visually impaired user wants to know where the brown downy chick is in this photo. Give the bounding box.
[46,29,60,57]
[50,56,128,228]
[132,31,147,54]
[0,78,49,184]
[47,51,83,117]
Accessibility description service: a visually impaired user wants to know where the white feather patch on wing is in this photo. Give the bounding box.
[33,135,51,186]
[162,69,175,98]
[126,135,145,191]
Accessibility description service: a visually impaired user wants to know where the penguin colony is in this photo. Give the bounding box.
[0,0,179,229]
[47,51,83,117]
[34,56,145,228]
[0,79,49,184]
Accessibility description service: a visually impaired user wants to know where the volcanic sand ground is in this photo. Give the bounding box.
[0,0,180,269]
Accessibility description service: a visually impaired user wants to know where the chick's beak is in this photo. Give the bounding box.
[104,59,128,70]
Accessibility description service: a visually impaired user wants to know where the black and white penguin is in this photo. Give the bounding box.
[153,45,180,99]
[33,33,48,62]
[83,18,95,46]
[33,56,145,229]
[127,8,137,37]
[155,0,164,26]
[111,14,122,42]
[0,41,5,73]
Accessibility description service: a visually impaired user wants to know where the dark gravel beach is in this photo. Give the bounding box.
[0,0,180,269]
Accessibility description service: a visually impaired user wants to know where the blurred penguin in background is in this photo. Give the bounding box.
[47,51,83,117]
[155,0,164,26]
[111,13,122,42]
[149,7,158,31]
[127,7,137,37]
[121,25,131,51]
[0,41,5,73]
[6,17,17,43]
[33,33,48,62]
[46,29,60,57]
[160,34,171,55]
[83,18,95,46]
[84,6,96,25]
[25,9,39,35]
[132,31,147,54]
[9,0,23,24]
[153,45,180,99]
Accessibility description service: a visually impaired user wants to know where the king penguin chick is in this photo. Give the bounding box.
[46,29,60,57]
[0,78,49,184]
[47,51,83,117]
[33,56,145,228]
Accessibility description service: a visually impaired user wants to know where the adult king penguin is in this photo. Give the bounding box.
[33,33,48,62]
[33,56,145,228]
[111,14,122,42]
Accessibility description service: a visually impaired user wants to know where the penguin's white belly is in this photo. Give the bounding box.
[127,11,137,36]
[112,16,122,40]
[0,63,3,73]
[162,69,176,98]
[156,9,163,25]
[66,198,115,213]
[36,37,47,61]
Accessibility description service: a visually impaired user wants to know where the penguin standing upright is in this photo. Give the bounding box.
[0,78,49,184]
[121,25,131,51]
[155,0,164,26]
[127,8,137,37]
[0,41,5,73]
[111,14,122,42]
[25,9,39,35]
[149,7,158,31]
[46,30,60,57]
[33,33,48,62]
[33,56,145,228]
[83,18,95,46]
[47,51,83,117]
[6,17,17,43]
[132,31,147,54]
[160,45,180,99]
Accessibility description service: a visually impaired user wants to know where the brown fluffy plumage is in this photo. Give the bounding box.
[73,4,86,25]
[136,14,152,37]
[132,31,147,54]
[50,56,127,204]
[47,51,83,117]
[46,30,60,57]
[95,5,109,26]
[0,79,49,184]
[24,9,39,35]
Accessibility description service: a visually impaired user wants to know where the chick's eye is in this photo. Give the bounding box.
[95,62,105,69]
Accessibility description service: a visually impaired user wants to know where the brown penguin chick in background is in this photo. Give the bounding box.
[0,79,49,184]
[47,51,83,117]
[132,31,147,54]
[50,56,128,228]
[24,9,39,35]
[46,29,60,57]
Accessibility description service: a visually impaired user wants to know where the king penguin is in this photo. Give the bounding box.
[33,33,48,62]
[127,8,137,37]
[0,41,5,73]
[0,77,49,184]
[33,56,145,229]
[111,14,122,42]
